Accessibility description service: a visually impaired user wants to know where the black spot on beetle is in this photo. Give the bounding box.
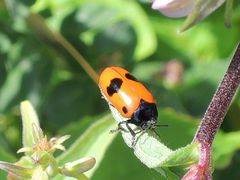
[107,78,123,96]
[122,106,128,114]
[125,73,138,82]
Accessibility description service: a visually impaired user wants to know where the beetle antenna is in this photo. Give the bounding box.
[152,124,168,139]
[156,124,168,127]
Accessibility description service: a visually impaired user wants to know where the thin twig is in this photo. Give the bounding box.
[27,13,99,84]
[54,32,99,84]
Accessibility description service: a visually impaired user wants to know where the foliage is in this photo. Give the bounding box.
[0,0,240,179]
[0,101,96,179]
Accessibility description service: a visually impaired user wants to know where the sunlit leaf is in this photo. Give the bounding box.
[213,131,240,169]
[20,101,40,148]
[32,0,157,60]
[56,114,116,178]
[108,104,199,171]
[0,55,32,112]
[0,161,32,179]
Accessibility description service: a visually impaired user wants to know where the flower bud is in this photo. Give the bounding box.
[152,0,194,18]
[60,157,96,178]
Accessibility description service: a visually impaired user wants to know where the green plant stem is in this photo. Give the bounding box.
[27,13,99,84]
[54,32,99,84]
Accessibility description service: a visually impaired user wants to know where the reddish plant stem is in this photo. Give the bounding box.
[184,43,240,179]
[194,43,240,146]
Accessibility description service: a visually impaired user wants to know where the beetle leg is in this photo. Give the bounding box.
[124,121,136,138]
[110,121,137,147]
[110,120,128,133]
[111,121,134,133]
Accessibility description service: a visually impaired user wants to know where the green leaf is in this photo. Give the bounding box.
[4,0,36,33]
[131,132,198,168]
[92,135,167,179]
[113,0,157,60]
[161,143,199,167]
[158,109,240,171]
[55,114,116,178]
[92,109,199,179]
[0,147,16,179]
[0,147,16,162]
[108,105,199,169]
[32,0,157,60]
[184,61,228,86]
[4,0,36,18]
[155,167,183,179]
[20,100,40,148]
[213,131,240,169]
[0,161,33,179]
[178,61,229,116]
[180,0,226,32]
[152,15,239,63]
[0,54,31,112]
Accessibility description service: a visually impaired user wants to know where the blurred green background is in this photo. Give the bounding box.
[0,0,240,179]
